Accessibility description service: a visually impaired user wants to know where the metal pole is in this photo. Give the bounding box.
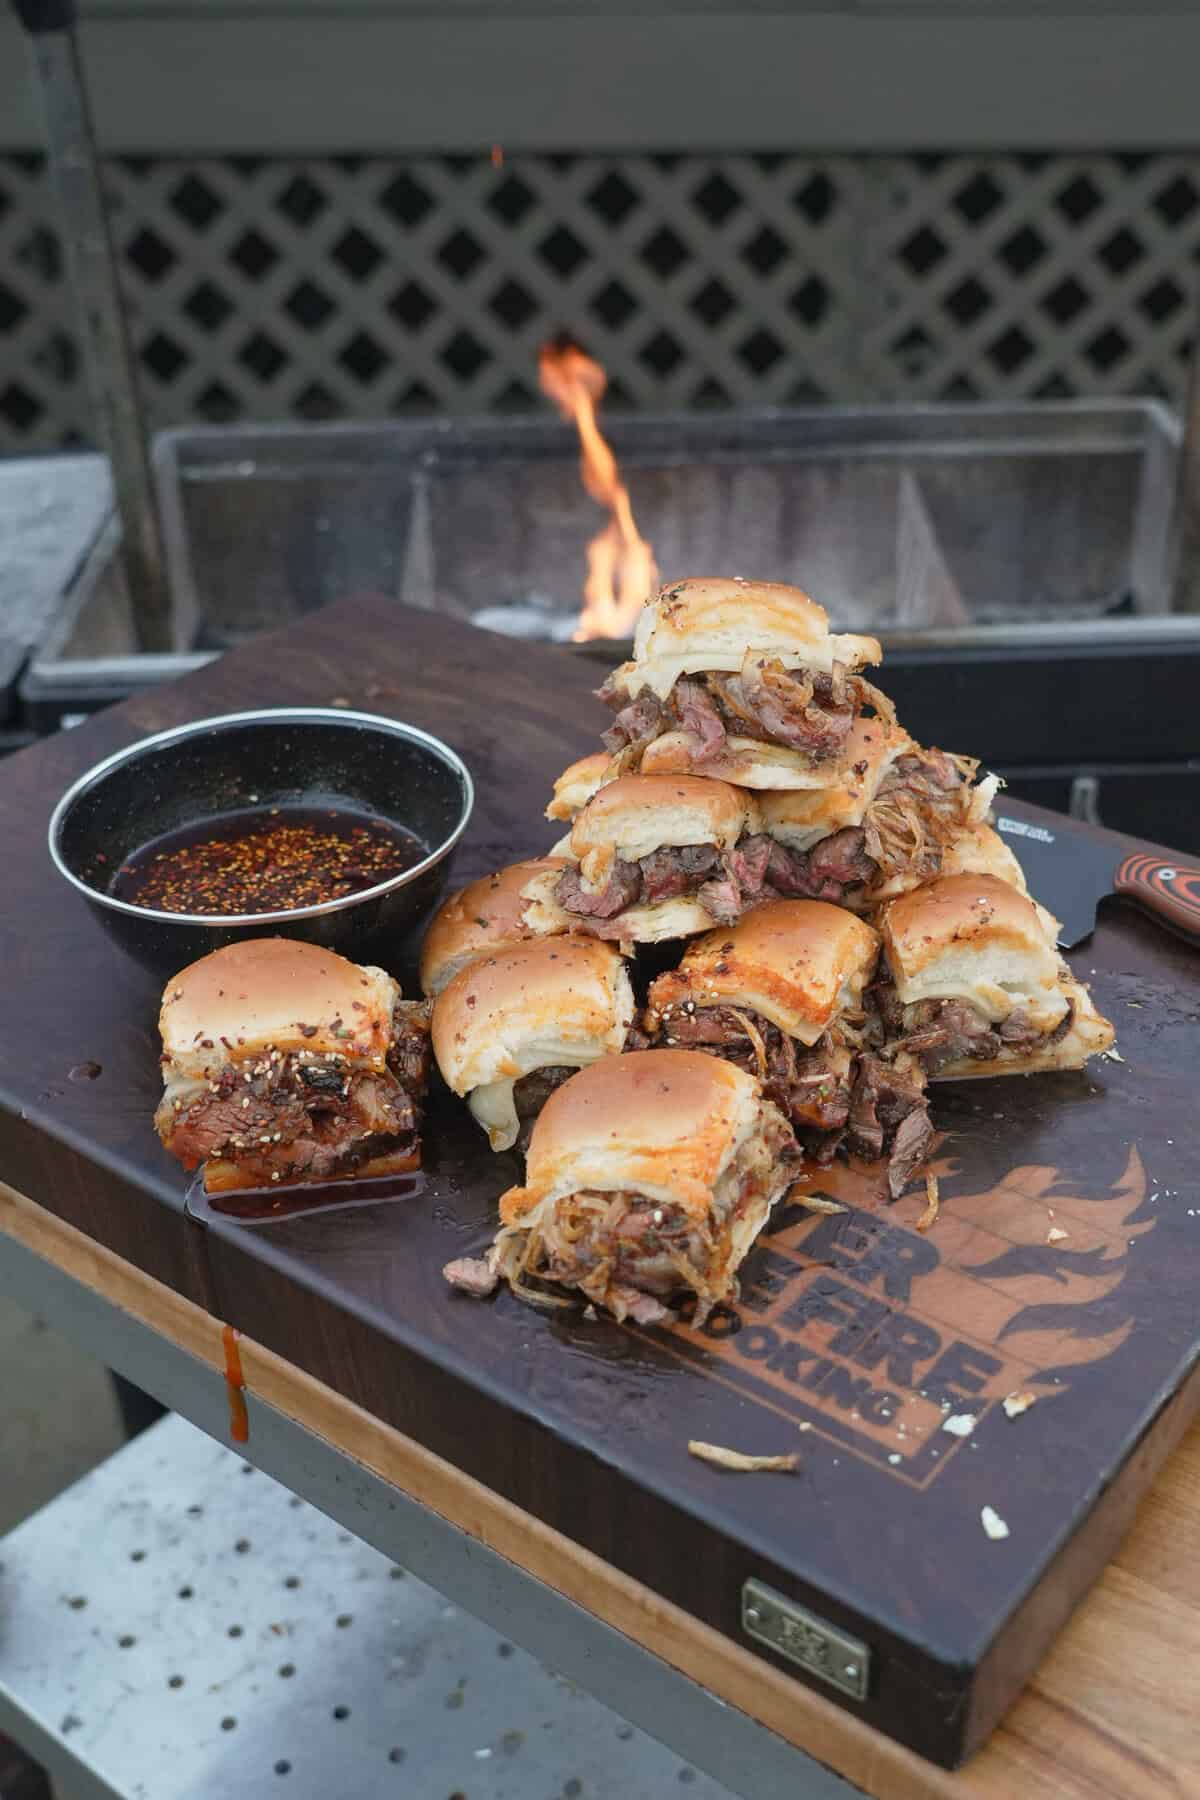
[12,0,175,652]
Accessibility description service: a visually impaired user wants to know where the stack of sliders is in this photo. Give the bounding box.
[427,576,1114,1327]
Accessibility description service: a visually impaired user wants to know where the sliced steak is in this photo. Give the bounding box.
[670,678,726,760]
[887,1105,935,1200]
[556,858,643,918]
[512,1064,578,1121]
[443,1255,500,1297]
[697,873,743,924]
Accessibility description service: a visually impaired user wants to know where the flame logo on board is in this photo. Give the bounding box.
[644,1143,1158,1484]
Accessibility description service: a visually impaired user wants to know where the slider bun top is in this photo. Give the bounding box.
[499,1048,763,1225]
[431,936,634,1099]
[866,822,1028,907]
[881,873,1068,1027]
[159,938,399,1084]
[546,752,613,822]
[758,717,912,849]
[611,576,882,700]
[568,773,759,891]
[419,858,570,996]
[648,899,880,1046]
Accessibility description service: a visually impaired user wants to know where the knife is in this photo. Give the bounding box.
[995,813,1200,950]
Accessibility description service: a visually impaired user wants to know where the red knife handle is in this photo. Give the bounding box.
[1114,853,1200,947]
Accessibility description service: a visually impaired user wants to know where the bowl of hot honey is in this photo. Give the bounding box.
[49,708,474,975]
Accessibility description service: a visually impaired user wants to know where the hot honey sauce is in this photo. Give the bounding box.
[113,805,424,915]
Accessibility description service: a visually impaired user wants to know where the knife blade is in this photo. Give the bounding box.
[994,813,1200,949]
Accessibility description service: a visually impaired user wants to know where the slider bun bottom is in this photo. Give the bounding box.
[929,984,1114,1081]
[203,1143,420,1194]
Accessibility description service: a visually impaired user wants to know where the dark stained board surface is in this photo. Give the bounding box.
[1,595,1198,1768]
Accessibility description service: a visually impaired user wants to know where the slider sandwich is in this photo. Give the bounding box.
[444,1049,799,1325]
[420,858,570,996]
[430,936,635,1152]
[642,900,934,1198]
[155,938,430,1192]
[551,774,766,942]
[545,752,615,824]
[598,577,888,790]
[872,874,1115,1078]
[756,717,1001,909]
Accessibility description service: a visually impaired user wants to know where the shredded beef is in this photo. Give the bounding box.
[443,1255,500,1298]
[847,1053,933,1197]
[887,1108,936,1199]
[389,999,432,1091]
[600,690,667,755]
[598,659,871,766]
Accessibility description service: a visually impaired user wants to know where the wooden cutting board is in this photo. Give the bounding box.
[1,595,1197,1769]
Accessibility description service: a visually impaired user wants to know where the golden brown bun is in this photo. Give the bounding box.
[611,576,881,700]
[160,938,398,1085]
[647,900,880,1047]
[639,730,860,791]
[545,752,613,822]
[881,874,1068,1029]
[430,937,635,1150]
[865,823,1027,908]
[929,980,1114,1080]
[419,859,570,996]
[499,1049,764,1224]
[759,718,912,849]
[568,773,758,891]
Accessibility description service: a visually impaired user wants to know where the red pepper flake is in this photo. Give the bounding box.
[111,808,424,916]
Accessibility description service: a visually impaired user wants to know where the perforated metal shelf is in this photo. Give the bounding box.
[0,1415,737,1800]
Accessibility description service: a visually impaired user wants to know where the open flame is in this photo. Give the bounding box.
[538,340,658,641]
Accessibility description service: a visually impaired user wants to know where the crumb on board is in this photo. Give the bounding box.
[1103,1047,1126,1063]
[1047,1226,1069,1244]
[1003,1391,1037,1420]
[981,1506,1010,1541]
[687,1440,799,1474]
[792,1193,845,1215]
[916,1171,940,1233]
[942,1413,977,1438]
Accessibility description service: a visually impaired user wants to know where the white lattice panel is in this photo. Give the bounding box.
[1,150,1197,451]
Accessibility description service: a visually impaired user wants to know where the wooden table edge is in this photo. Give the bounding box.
[2,1178,1196,1800]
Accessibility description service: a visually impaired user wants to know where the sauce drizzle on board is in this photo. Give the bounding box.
[222,1324,249,1444]
[111,805,425,915]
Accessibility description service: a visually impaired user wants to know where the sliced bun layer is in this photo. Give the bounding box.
[160,938,399,1086]
[612,576,881,700]
[420,858,570,996]
[639,730,860,791]
[431,937,635,1150]
[759,718,912,851]
[499,1049,764,1224]
[647,899,880,1046]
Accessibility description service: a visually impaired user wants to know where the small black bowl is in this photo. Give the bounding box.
[48,707,474,977]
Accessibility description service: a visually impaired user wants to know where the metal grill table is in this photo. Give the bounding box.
[0,1414,741,1800]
